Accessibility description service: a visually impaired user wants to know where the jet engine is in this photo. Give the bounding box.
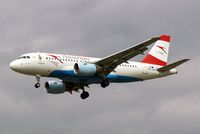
[45,80,66,94]
[74,63,97,76]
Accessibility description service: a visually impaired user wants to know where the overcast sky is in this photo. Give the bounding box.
[0,0,199,134]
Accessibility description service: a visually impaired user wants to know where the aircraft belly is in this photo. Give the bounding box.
[48,70,143,84]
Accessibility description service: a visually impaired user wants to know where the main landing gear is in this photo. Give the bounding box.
[100,79,110,88]
[34,75,41,88]
[80,78,110,100]
[80,90,89,100]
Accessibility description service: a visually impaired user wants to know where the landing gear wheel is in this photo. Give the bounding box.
[80,91,89,100]
[35,75,41,88]
[101,79,110,88]
[35,83,40,88]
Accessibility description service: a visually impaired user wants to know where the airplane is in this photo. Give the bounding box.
[9,35,189,99]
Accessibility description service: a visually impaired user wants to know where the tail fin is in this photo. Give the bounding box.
[141,35,170,66]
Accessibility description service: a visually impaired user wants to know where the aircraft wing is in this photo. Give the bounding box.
[95,36,160,74]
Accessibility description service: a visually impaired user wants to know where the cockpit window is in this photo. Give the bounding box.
[17,55,31,59]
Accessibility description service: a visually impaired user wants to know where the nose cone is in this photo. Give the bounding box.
[9,60,19,71]
[10,60,31,75]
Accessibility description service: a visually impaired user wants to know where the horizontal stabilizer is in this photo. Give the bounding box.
[157,59,190,72]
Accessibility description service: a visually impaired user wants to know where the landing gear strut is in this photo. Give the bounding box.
[80,91,89,100]
[34,75,41,88]
[101,79,110,88]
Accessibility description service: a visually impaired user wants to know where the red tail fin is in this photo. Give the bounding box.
[141,35,170,66]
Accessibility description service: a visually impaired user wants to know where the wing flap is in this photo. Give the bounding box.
[157,59,190,72]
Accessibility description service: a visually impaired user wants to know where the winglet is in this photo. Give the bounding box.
[157,59,190,72]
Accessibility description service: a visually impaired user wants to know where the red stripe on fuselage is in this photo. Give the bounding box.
[141,54,167,66]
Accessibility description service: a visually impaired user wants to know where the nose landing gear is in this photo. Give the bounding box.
[34,75,41,88]
[35,83,40,88]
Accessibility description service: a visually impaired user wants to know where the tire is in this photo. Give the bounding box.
[80,91,89,99]
[35,83,40,88]
[101,79,110,88]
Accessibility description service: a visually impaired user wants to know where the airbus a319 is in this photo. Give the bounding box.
[10,35,189,99]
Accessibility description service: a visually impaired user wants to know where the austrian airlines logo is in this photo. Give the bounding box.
[157,46,167,54]
[48,54,63,64]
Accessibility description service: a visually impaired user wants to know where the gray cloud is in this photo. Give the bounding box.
[0,0,199,134]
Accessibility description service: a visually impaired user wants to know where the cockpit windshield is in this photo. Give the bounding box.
[18,56,30,59]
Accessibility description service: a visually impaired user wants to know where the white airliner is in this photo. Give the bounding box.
[10,35,189,99]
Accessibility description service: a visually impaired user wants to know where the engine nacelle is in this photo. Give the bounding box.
[74,63,97,76]
[45,80,66,94]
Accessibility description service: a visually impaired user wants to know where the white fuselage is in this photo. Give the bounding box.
[9,53,177,84]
